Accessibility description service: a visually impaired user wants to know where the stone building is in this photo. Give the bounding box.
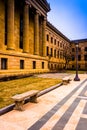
[0,0,50,74]
[70,39,87,70]
[0,0,87,76]
[46,22,71,70]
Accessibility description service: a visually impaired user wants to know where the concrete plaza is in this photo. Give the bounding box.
[0,73,87,130]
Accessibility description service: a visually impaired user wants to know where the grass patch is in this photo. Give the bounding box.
[0,76,61,109]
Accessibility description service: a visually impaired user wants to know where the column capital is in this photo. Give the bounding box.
[25,1,32,9]
[36,10,41,16]
[25,0,31,6]
[43,16,47,21]
[25,2,31,8]
[36,10,39,14]
[25,0,30,5]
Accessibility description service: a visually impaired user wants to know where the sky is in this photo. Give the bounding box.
[47,0,87,40]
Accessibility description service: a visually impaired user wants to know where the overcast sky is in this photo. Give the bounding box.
[47,0,87,40]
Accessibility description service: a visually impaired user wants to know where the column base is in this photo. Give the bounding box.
[23,51,29,53]
[34,52,39,55]
[7,48,15,50]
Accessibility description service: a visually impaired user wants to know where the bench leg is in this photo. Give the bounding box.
[30,95,38,103]
[14,100,24,111]
[63,81,68,85]
[63,80,70,85]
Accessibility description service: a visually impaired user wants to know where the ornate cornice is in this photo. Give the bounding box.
[25,0,50,16]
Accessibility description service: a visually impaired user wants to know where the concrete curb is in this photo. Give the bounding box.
[0,104,15,116]
[38,83,63,97]
[0,83,62,116]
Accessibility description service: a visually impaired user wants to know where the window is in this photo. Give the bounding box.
[46,46,49,56]
[58,41,59,46]
[72,55,75,61]
[60,52,63,59]
[20,14,23,49]
[57,51,59,58]
[42,62,44,69]
[63,44,64,49]
[46,34,49,41]
[51,37,53,43]
[1,58,7,70]
[78,55,81,61]
[60,42,62,47]
[85,47,87,51]
[33,61,36,69]
[54,39,56,45]
[72,65,75,69]
[78,47,81,52]
[50,48,53,57]
[84,55,87,61]
[72,48,75,52]
[78,65,80,69]
[85,64,87,69]
[51,64,53,69]
[54,49,56,58]
[54,64,56,69]
[20,60,24,69]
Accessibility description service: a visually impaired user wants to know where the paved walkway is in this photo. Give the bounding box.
[35,73,72,79]
[0,74,87,130]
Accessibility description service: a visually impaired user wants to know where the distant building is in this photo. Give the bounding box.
[70,39,87,70]
[0,0,87,76]
[46,21,71,70]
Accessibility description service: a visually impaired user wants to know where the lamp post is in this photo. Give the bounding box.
[74,42,80,81]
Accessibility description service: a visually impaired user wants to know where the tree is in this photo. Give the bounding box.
[63,44,72,69]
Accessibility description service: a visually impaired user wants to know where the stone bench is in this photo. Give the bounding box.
[62,77,71,85]
[11,90,39,111]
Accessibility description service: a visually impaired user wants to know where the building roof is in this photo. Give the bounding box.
[47,21,70,42]
[71,39,87,43]
[47,21,87,43]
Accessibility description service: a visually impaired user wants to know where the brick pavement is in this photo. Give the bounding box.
[0,74,87,130]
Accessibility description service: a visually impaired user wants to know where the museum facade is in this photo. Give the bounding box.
[0,0,87,75]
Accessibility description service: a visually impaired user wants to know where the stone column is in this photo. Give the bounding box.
[23,3,29,53]
[42,17,47,57]
[34,10,39,55]
[39,18,43,56]
[7,0,14,50]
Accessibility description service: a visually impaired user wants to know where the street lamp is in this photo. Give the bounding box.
[74,42,80,81]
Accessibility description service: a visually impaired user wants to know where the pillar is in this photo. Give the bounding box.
[23,3,29,53]
[34,10,39,55]
[42,17,47,56]
[7,0,15,50]
[39,18,43,56]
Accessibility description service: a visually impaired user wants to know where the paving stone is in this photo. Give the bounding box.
[0,74,87,130]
